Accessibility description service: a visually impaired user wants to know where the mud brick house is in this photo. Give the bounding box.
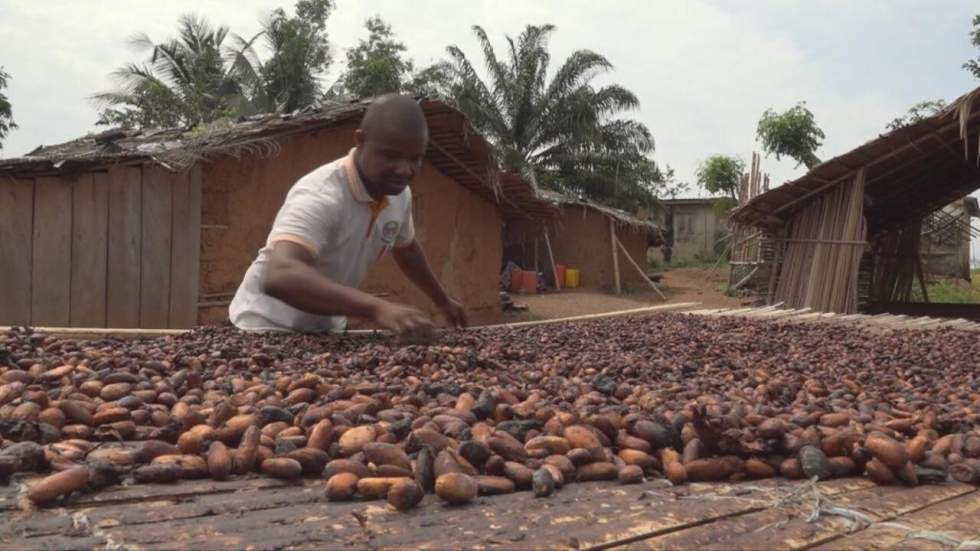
[0,99,552,329]
[504,187,662,292]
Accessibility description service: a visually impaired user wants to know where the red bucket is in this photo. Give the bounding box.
[556,264,566,288]
[510,269,524,293]
[522,271,538,294]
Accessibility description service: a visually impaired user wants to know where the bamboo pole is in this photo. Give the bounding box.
[733,266,760,290]
[543,230,561,291]
[610,218,622,295]
[534,238,539,273]
[614,235,667,301]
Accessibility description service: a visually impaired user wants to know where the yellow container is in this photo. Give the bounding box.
[565,268,580,288]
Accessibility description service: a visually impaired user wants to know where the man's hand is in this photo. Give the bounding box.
[437,297,468,328]
[371,301,434,340]
[393,241,468,329]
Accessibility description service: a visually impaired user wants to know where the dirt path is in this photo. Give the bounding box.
[503,266,744,322]
[659,266,745,309]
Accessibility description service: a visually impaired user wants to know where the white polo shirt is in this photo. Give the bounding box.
[229,148,414,332]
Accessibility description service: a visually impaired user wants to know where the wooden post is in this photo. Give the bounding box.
[610,218,622,295]
[915,253,930,303]
[534,238,539,273]
[615,235,666,301]
[543,230,561,291]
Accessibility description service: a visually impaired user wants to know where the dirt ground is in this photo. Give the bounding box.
[503,266,745,322]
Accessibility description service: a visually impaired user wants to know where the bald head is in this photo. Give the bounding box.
[354,94,429,198]
[360,94,428,138]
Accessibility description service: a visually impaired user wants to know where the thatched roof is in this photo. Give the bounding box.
[661,197,726,207]
[0,99,554,220]
[730,85,980,234]
[536,188,663,237]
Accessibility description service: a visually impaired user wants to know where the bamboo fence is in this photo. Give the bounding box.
[771,169,868,313]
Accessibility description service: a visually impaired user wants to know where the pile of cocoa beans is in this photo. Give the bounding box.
[1,314,979,510]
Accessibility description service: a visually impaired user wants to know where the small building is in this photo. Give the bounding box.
[503,187,663,292]
[920,197,979,280]
[0,99,551,329]
[730,85,980,314]
[653,197,729,263]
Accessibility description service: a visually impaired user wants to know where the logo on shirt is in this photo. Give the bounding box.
[380,221,400,245]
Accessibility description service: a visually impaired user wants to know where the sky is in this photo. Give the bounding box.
[1,1,979,258]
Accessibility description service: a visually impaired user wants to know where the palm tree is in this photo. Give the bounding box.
[95,1,334,129]
[446,25,657,207]
[94,15,247,129]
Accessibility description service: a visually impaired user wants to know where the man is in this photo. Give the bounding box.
[229,94,466,337]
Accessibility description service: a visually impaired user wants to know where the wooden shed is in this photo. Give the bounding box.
[0,99,551,329]
[653,197,729,263]
[919,197,979,281]
[729,85,980,314]
[504,185,663,293]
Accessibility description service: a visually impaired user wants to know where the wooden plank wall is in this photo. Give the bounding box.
[0,178,34,325]
[0,164,202,329]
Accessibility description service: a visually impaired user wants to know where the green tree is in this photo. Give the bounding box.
[329,16,454,101]
[886,99,947,131]
[94,0,334,129]
[94,14,244,128]
[965,14,980,79]
[756,101,825,169]
[0,67,17,151]
[252,0,334,113]
[334,16,413,99]
[696,155,744,200]
[404,61,454,99]
[446,24,657,209]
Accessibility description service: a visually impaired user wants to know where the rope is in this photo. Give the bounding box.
[761,478,980,548]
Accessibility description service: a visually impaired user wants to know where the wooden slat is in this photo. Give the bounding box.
[168,166,202,328]
[0,178,34,325]
[90,480,775,550]
[106,166,142,328]
[635,479,878,550]
[678,482,975,551]
[69,173,108,327]
[31,176,72,326]
[815,489,980,550]
[140,165,173,328]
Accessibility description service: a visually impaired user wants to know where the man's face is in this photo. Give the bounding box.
[355,127,427,197]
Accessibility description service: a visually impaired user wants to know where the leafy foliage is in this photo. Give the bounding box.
[965,14,980,79]
[712,197,739,218]
[94,1,334,129]
[445,24,665,210]
[254,0,334,113]
[0,67,17,151]
[756,101,824,169]
[329,17,455,101]
[886,99,947,131]
[94,15,243,128]
[404,61,454,99]
[333,16,413,99]
[696,155,744,200]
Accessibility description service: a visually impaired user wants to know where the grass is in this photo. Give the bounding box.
[718,284,739,298]
[910,269,980,304]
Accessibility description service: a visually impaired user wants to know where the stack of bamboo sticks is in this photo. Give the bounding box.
[730,152,769,265]
[772,169,868,313]
[869,220,925,303]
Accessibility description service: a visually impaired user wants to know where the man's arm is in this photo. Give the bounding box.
[262,241,432,335]
[392,239,468,327]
